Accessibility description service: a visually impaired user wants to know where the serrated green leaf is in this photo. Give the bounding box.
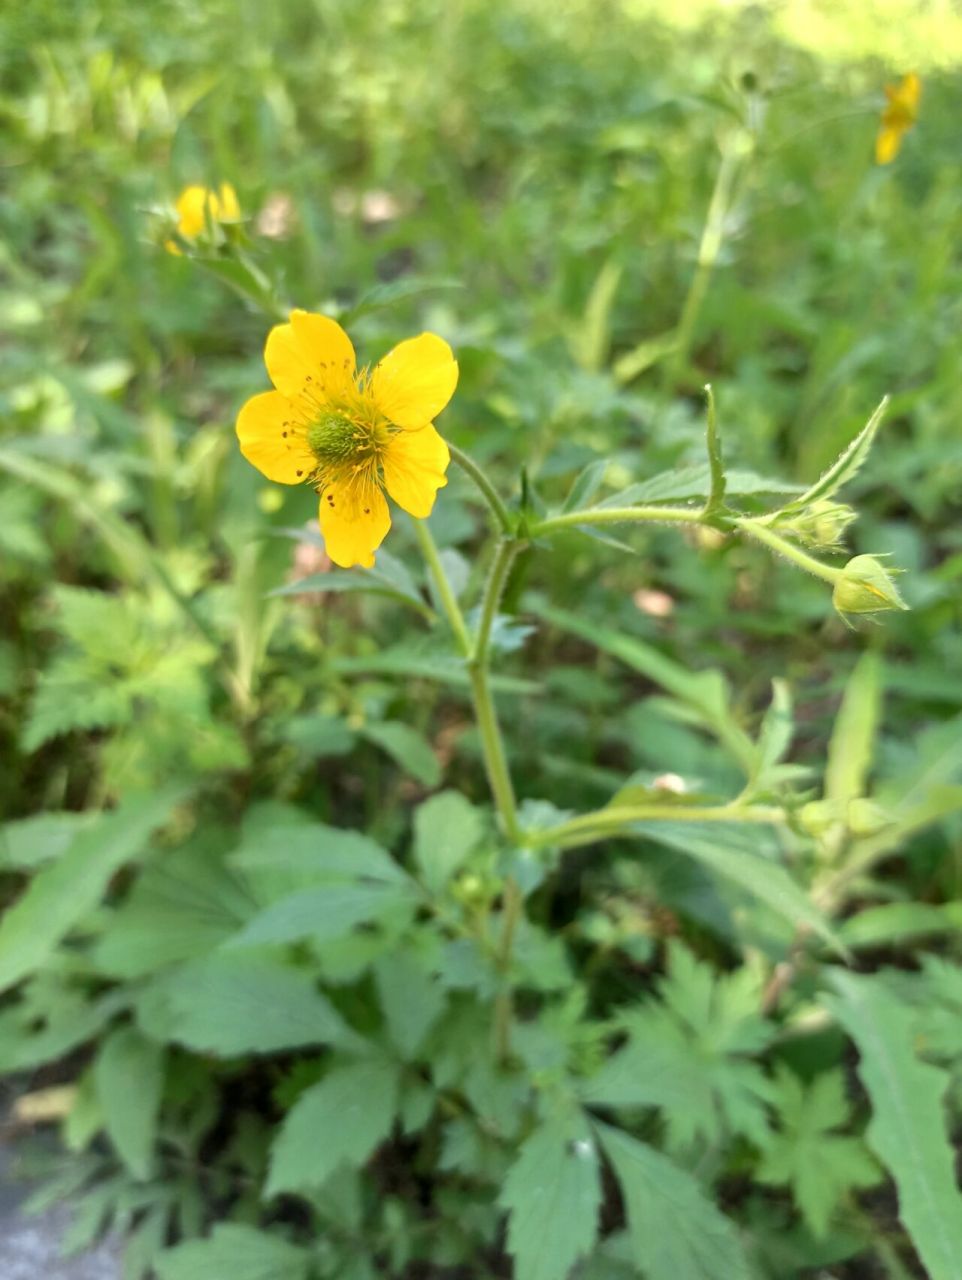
[94,840,257,978]
[500,1111,601,1280]
[229,821,410,892]
[0,989,128,1074]
[825,652,881,807]
[278,713,357,758]
[561,460,609,514]
[142,954,360,1056]
[0,789,185,994]
[271,546,428,613]
[638,823,842,952]
[827,970,962,1280]
[596,1122,751,1280]
[267,1059,399,1196]
[750,679,794,790]
[339,275,463,324]
[582,944,773,1149]
[782,398,888,513]
[94,1027,165,1181]
[329,646,538,693]
[413,791,484,894]
[0,812,96,869]
[840,902,962,949]
[599,464,802,508]
[361,720,441,787]
[23,662,133,750]
[155,1224,310,1280]
[225,879,418,950]
[374,951,446,1058]
[122,1203,169,1280]
[756,1066,879,1238]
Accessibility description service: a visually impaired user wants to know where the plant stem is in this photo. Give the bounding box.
[663,140,744,389]
[702,382,726,517]
[736,517,843,585]
[471,536,521,668]
[493,875,523,1063]
[449,443,513,534]
[467,537,525,843]
[469,664,522,844]
[526,802,786,851]
[414,521,523,844]
[530,504,705,538]
[412,519,472,656]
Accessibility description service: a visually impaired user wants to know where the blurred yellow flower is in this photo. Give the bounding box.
[236,311,457,568]
[875,72,920,164]
[166,183,240,253]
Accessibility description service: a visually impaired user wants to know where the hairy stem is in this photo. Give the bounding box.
[493,876,523,1063]
[736,517,843,585]
[663,140,745,389]
[531,504,705,538]
[468,537,526,842]
[413,519,472,656]
[527,802,786,851]
[449,443,514,534]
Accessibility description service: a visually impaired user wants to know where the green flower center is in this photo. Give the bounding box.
[307,412,363,463]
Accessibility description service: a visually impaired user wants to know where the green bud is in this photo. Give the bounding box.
[781,500,856,549]
[832,555,908,620]
[847,798,892,836]
[798,799,842,836]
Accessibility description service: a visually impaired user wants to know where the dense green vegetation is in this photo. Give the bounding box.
[2,1,961,1277]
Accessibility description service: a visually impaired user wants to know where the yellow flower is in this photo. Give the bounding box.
[166,183,240,253]
[875,72,920,165]
[236,311,457,568]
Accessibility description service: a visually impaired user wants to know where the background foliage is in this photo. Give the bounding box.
[2,0,961,1277]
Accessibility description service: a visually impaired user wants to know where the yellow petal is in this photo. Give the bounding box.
[875,125,903,165]
[264,310,356,400]
[217,182,241,221]
[236,391,314,483]
[318,482,391,568]
[382,424,450,518]
[174,186,210,239]
[896,72,921,112]
[371,333,458,430]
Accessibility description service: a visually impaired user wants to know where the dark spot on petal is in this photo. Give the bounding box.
[364,507,371,514]
[296,470,304,477]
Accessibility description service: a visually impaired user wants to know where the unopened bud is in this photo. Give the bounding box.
[833,555,908,620]
[798,799,842,836]
[782,501,856,549]
[847,798,892,836]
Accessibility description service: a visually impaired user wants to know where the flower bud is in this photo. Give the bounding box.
[782,501,856,549]
[832,555,908,620]
[847,798,892,836]
[798,799,842,836]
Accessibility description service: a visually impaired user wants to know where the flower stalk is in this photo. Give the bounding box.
[449,443,514,534]
[412,519,472,657]
[468,536,526,844]
[525,802,786,852]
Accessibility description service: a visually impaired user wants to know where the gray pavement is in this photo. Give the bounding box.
[0,1145,121,1280]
